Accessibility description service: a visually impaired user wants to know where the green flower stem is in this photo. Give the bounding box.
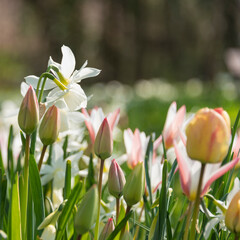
[183,201,193,240]
[189,164,206,240]
[38,145,47,171]
[21,134,30,240]
[120,205,132,238]
[235,234,239,240]
[94,158,105,240]
[116,197,120,223]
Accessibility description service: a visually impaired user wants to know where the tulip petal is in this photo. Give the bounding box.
[201,157,240,196]
[107,108,120,131]
[173,140,191,197]
[82,108,95,144]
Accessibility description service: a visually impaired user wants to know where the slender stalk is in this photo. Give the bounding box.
[183,201,193,240]
[189,164,206,240]
[38,145,47,171]
[120,205,132,238]
[77,235,82,240]
[235,234,239,240]
[94,158,105,240]
[116,197,120,223]
[21,134,30,240]
[133,204,145,240]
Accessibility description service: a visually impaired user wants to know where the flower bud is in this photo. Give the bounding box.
[108,159,126,198]
[225,191,240,233]
[99,218,114,240]
[123,162,145,206]
[74,184,98,235]
[94,118,113,160]
[18,85,39,135]
[186,108,230,163]
[120,231,132,240]
[39,105,60,146]
[40,224,56,240]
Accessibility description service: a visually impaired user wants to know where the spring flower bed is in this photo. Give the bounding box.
[1,46,240,240]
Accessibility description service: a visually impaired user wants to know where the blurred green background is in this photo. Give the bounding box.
[1,0,240,133]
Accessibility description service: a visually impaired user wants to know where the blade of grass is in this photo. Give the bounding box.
[10,173,22,240]
[29,154,45,234]
[64,160,71,199]
[56,181,83,240]
[153,159,168,240]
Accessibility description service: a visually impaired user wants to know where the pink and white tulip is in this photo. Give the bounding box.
[154,101,186,151]
[174,140,239,201]
[124,128,149,169]
[82,107,120,144]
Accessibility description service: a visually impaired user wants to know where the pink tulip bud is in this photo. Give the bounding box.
[39,105,60,146]
[18,85,39,135]
[186,107,230,163]
[94,118,113,160]
[99,218,115,240]
[108,159,126,198]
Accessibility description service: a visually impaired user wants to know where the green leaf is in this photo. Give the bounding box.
[10,173,22,240]
[7,125,14,182]
[64,160,72,200]
[56,181,83,240]
[63,135,68,159]
[0,171,7,228]
[86,154,95,191]
[106,210,133,240]
[144,134,154,207]
[29,154,45,234]
[0,150,5,175]
[153,159,168,240]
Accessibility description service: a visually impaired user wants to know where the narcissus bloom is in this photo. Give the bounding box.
[25,45,101,111]
[186,108,231,164]
[18,85,39,135]
[154,101,186,150]
[174,141,239,201]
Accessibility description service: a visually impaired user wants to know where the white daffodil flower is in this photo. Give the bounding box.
[24,45,101,111]
[40,144,83,189]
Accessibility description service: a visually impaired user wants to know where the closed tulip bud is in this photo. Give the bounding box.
[18,85,39,135]
[225,191,240,233]
[123,162,145,206]
[186,108,230,164]
[74,185,98,235]
[94,118,113,160]
[40,224,56,240]
[108,159,126,198]
[120,231,132,240]
[99,218,114,240]
[39,105,60,146]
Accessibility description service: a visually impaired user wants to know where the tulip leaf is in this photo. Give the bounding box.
[29,154,45,234]
[153,159,168,240]
[144,134,154,207]
[64,160,71,199]
[106,210,133,240]
[7,125,14,182]
[0,171,7,229]
[56,181,83,240]
[10,173,22,240]
[86,154,95,191]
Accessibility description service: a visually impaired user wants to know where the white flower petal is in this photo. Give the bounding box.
[25,75,56,90]
[63,84,87,111]
[72,67,101,83]
[41,173,54,186]
[204,217,221,239]
[61,45,76,78]
[20,82,29,96]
